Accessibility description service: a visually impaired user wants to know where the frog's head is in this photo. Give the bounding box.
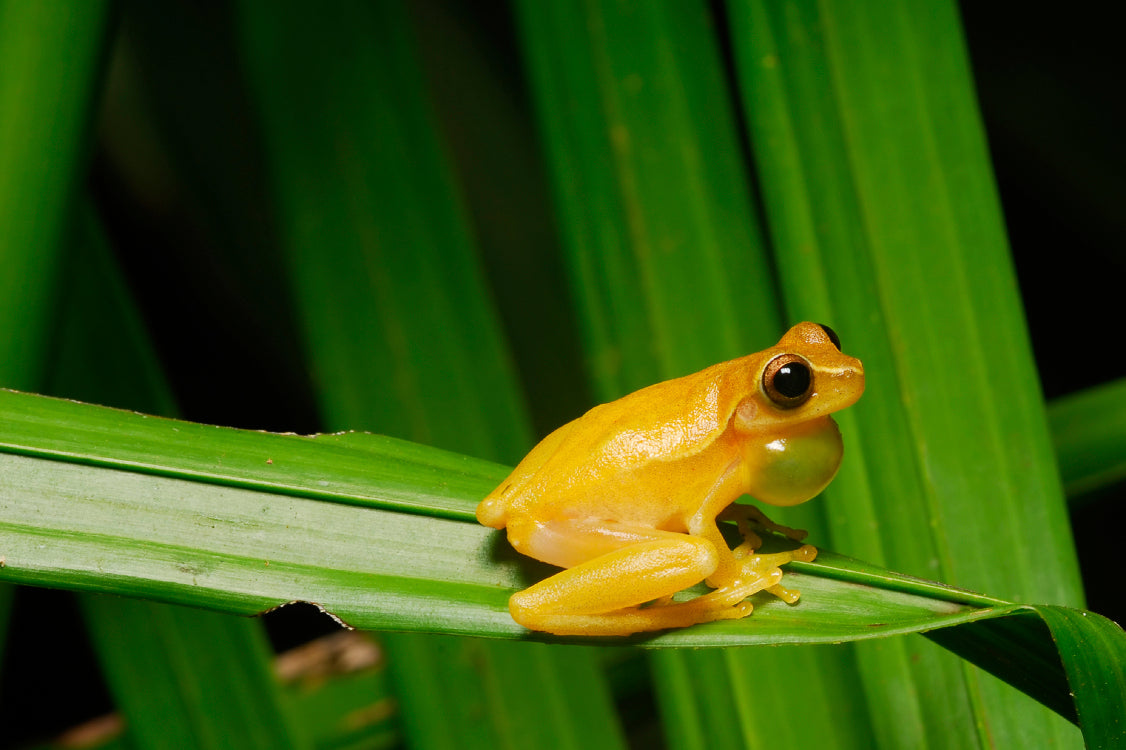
[733,322,865,506]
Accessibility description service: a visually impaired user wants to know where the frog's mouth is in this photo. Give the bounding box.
[743,416,844,507]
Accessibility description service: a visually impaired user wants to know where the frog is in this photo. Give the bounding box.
[477,322,864,636]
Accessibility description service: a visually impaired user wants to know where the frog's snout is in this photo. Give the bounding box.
[849,357,865,395]
[824,355,865,409]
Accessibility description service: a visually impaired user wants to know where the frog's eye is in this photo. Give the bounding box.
[817,323,841,351]
[763,353,814,408]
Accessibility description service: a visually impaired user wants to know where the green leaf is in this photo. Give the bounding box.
[0,0,111,389]
[0,392,1016,642]
[233,1,626,747]
[0,0,113,672]
[508,2,872,747]
[512,0,779,398]
[728,0,1088,745]
[0,391,1010,639]
[1034,608,1126,749]
[1049,378,1126,501]
[4,390,1123,732]
[80,595,302,750]
[234,0,531,464]
[927,606,1126,748]
[45,211,305,750]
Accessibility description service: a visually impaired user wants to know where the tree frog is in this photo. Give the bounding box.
[478,322,864,636]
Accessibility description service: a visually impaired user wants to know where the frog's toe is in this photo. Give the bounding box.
[712,568,783,607]
[732,536,760,559]
[733,600,754,618]
[793,543,817,562]
[766,583,802,604]
[782,526,809,542]
[704,600,754,623]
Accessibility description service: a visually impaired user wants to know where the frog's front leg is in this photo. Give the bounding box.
[505,518,761,636]
[702,507,817,605]
[720,502,809,551]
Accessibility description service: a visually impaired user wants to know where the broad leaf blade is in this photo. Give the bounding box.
[1048,378,1126,501]
[1034,608,1126,749]
[234,0,530,465]
[80,596,301,750]
[729,0,1085,745]
[47,210,304,750]
[0,0,111,389]
[2,390,1124,738]
[0,387,497,522]
[0,391,1021,641]
[0,0,113,677]
[510,1,873,747]
[927,605,1126,749]
[233,1,625,747]
[0,402,1006,640]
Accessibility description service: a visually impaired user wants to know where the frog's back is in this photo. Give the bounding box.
[476,419,579,527]
[476,357,753,528]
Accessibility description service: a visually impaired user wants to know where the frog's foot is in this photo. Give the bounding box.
[736,544,817,604]
[731,527,764,559]
[690,566,784,609]
[721,503,808,545]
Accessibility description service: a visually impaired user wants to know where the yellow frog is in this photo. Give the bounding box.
[478,322,864,636]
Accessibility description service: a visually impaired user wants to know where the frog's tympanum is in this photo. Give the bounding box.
[478,323,864,636]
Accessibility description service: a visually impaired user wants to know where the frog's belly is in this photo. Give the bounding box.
[542,467,729,532]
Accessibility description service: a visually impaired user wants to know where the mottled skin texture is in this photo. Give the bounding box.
[478,323,865,636]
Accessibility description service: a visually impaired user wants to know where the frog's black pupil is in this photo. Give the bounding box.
[774,362,811,399]
[818,323,841,351]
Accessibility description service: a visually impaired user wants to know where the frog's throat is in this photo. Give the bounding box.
[743,416,844,507]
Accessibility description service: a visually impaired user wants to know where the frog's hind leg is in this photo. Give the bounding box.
[515,558,787,637]
[507,519,756,636]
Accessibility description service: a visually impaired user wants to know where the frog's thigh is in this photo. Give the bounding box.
[509,525,718,626]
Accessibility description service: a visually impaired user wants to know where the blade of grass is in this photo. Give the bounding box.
[926,605,1126,748]
[513,0,780,395]
[233,1,626,747]
[46,209,303,749]
[729,2,979,745]
[234,0,529,463]
[1031,607,1126,749]
[1048,378,1126,502]
[1,389,1123,733]
[0,0,110,390]
[0,0,113,676]
[510,1,874,747]
[406,0,593,437]
[729,0,1085,745]
[0,389,1053,640]
[80,595,301,750]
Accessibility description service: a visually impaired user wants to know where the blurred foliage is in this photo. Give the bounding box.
[0,0,1123,748]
